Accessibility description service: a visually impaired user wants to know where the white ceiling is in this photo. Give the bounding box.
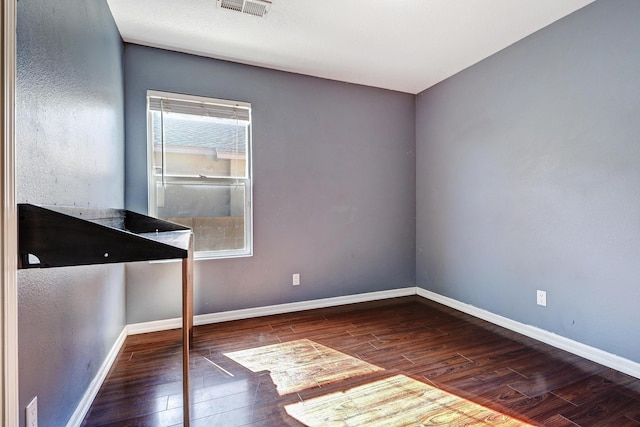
[107,0,595,94]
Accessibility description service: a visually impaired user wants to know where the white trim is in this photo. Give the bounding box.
[127,287,417,335]
[65,328,128,427]
[127,316,186,336]
[416,287,640,379]
[1,0,19,425]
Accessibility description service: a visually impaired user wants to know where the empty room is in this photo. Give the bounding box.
[3,0,640,425]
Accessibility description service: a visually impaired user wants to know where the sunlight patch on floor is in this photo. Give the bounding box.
[285,374,533,426]
[225,339,531,426]
[223,338,383,395]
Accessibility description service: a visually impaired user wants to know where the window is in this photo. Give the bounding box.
[147,90,252,259]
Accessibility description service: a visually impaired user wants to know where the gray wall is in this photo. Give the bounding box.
[416,0,640,363]
[16,0,125,425]
[124,45,416,323]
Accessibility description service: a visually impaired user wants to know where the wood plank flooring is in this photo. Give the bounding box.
[81,296,640,426]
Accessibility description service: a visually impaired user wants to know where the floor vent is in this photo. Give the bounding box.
[218,0,272,17]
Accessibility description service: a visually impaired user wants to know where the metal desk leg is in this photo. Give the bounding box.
[182,234,194,427]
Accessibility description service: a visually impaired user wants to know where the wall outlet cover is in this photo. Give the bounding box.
[26,396,37,427]
[537,290,547,307]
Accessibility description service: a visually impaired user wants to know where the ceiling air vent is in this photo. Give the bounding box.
[217,0,272,17]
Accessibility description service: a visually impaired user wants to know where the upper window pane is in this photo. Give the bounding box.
[150,110,249,179]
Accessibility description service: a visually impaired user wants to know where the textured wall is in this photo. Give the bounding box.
[16,0,125,425]
[124,45,416,323]
[416,0,640,362]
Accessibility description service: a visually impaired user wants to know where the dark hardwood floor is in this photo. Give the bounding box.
[81,296,640,426]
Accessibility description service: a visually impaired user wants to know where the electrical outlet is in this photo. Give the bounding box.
[537,290,547,307]
[26,396,37,427]
[292,273,300,286]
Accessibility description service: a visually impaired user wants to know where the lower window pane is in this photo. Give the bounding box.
[156,182,247,255]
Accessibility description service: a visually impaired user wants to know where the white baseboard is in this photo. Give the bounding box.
[416,287,640,380]
[126,316,185,335]
[66,327,128,427]
[127,287,417,335]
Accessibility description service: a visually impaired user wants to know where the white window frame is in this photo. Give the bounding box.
[146,90,253,259]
